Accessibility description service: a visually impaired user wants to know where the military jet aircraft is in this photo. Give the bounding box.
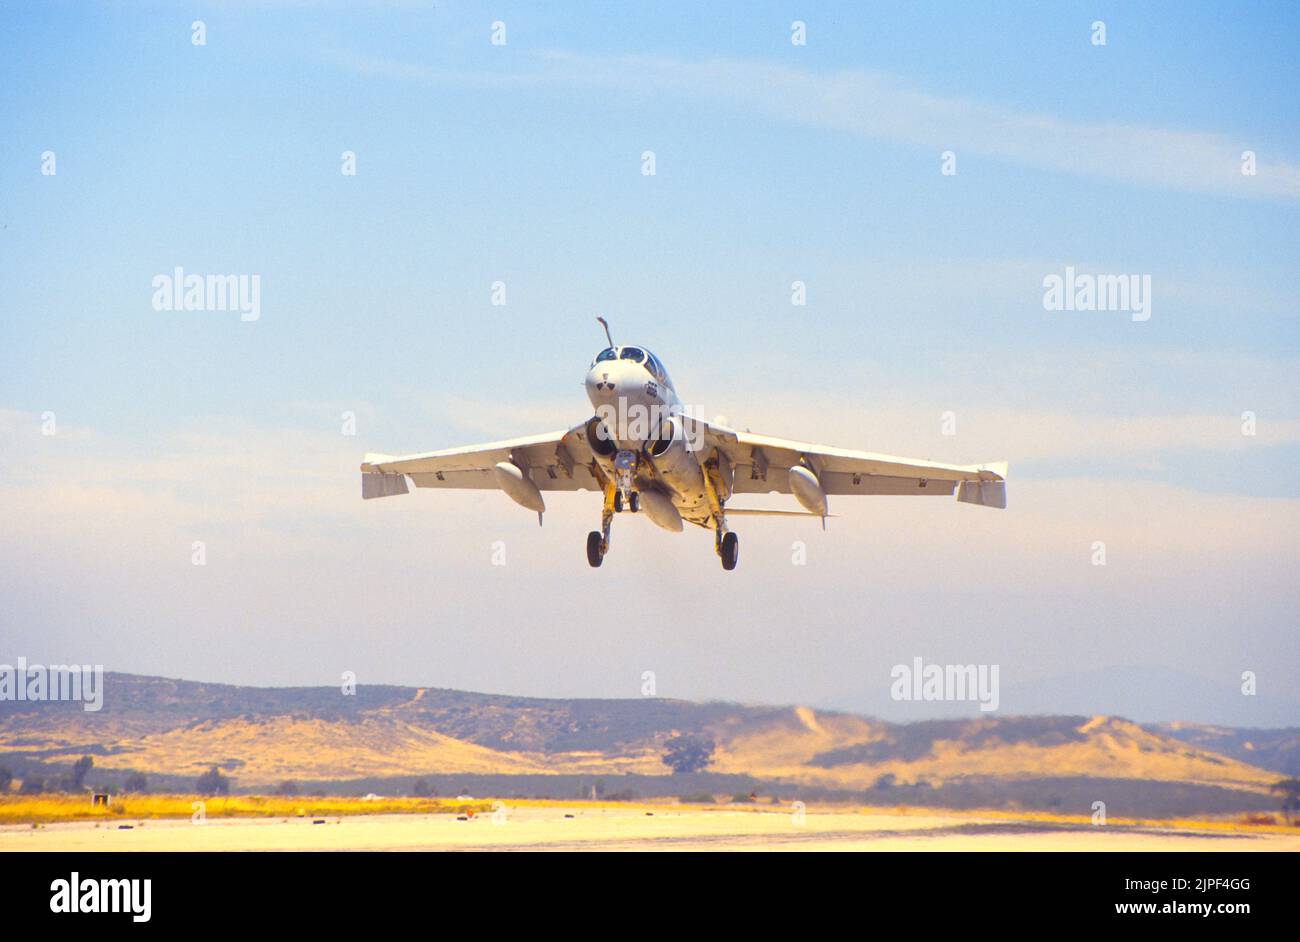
[361,319,1006,570]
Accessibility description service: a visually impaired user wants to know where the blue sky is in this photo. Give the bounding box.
[1,2,1297,724]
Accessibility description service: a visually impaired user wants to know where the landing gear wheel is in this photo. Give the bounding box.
[613,492,624,513]
[586,531,605,568]
[629,492,640,513]
[720,531,739,571]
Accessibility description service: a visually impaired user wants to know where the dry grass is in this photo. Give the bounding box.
[497,797,1300,835]
[7,793,1293,834]
[0,794,492,825]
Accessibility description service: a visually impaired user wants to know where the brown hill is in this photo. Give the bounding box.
[1149,722,1300,777]
[0,674,1283,794]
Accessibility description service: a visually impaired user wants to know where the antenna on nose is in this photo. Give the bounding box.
[596,316,614,349]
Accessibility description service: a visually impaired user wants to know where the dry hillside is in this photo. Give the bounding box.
[0,674,1289,795]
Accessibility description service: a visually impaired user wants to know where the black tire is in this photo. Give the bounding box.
[720,531,739,571]
[586,531,604,568]
[613,492,624,513]
[629,492,640,513]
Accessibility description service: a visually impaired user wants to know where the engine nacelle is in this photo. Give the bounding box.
[492,461,545,513]
[636,488,683,532]
[584,416,618,458]
[788,464,827,516]
[646,415,702,490]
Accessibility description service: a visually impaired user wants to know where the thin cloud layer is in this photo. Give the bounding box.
[326,49,1300,200]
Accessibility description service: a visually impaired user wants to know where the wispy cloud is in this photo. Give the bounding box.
[554,53,1300,201]
[324,49,1300,201]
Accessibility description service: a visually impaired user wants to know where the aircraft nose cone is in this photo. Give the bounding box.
[611,372,637,398]
[586,360,652,423]
[585,367,616,406]
[588,362,630,392]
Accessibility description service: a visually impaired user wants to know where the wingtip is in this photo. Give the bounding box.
[360,452,397,472]
[980,461,1009,480]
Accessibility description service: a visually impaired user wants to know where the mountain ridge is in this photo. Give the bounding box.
[2,673,1295,802]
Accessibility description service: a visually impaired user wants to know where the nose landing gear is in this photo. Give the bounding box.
[613,449,639,514]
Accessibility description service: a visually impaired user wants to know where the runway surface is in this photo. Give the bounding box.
[4,807,1296,851]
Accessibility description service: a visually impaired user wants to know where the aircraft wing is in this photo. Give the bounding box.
[359,425,602,499]
[689,417,1007,509]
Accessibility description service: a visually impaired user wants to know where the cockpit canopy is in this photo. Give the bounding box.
[591,345,673,389]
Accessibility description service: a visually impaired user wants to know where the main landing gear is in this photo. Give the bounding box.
[716,528,739,571]
[588,494,638,567]
[588,514,738,570]
[587,502,613,568]
[588,450,641,568]
[586,530,605,567]
[586,448,739,571]
[700,456,738,571]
